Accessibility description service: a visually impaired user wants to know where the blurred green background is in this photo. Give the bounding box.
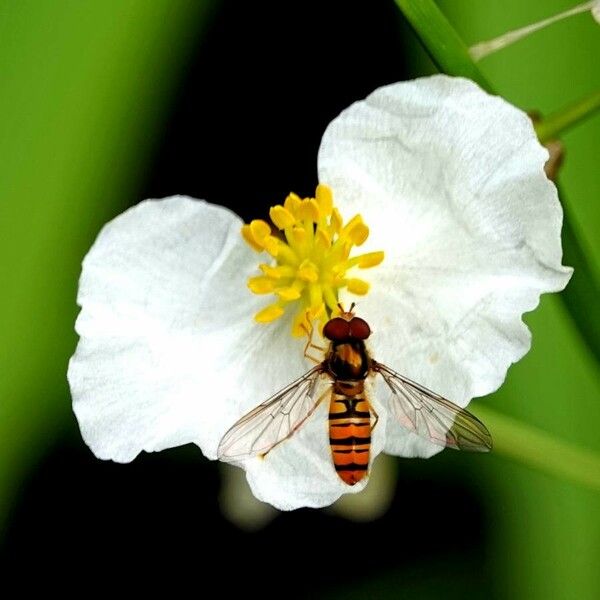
[0,1,598,597]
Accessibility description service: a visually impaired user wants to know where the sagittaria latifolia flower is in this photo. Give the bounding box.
[68,75,572,510]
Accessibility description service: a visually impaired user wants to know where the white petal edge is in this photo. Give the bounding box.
[68,196,307,464]
[320,76,572,458]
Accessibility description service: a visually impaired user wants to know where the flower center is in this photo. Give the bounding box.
[241,184,384,337]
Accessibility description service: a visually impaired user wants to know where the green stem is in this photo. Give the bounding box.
[474,405,600,492]
[393,0,492,92]
[558,188,600,363]
[535,89,600,143]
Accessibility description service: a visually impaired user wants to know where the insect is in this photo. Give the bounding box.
[218,304,492,485]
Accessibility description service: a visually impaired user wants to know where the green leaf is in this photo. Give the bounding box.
[0,0,217,532]
[559,192,600,363]
[393,0,491,91]
[474,405,600,492]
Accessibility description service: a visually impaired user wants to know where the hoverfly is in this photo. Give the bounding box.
[218,304,492,485]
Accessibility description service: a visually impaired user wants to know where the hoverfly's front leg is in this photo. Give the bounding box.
[301,319,327,364]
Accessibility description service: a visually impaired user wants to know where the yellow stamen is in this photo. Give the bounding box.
[241,184,384,337]
[290,226,307,246]
[330,208,343,235]
[343,215,370,246]
[284,192,301,215]
[315,228,331,251]
[262,235,281,257]
[255,304,285,323]
[248,276,276,294]
[308,283,323,312]
[291,309,311,338]
[269,205,295,230]
[356,251,384,268]
[296,199,320,222]
[276,286,302,301]
[249,219,271,245]
[315,183,333,217]
[346,278,370,295]
[297,260,319,282]
[259,264,294,279]
[241,224,263,252]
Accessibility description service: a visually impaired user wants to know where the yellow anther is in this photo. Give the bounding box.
[330,208,343,235]
[269,205,296,230]
[315,228,331,251]
[297,260,319,282]
[243,184,383,337]
[349,222,369,246]
[274,243,299,266]
[308,302,325,321]
[275,286,302,301]
[255,304,285,323]
[247,276,276,294]
[346,278,370,295]
[262,235,281,257]
[259,264,294,279]
[292,309,311,338]
[356,251,384,268]
[249,219,271,244]
[323,287,339,312]
[342,215,369,246]
[290,226,307,246]
[241,224,263,252]
[308,283,323,311]
[296,199,320,222]
[315,184,333,217]
[284,192,301,215]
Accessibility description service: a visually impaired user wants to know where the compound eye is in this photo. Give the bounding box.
[349,317,371,339]
[323,317,351,341]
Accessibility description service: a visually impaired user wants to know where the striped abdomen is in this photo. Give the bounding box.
[328,380,371,486]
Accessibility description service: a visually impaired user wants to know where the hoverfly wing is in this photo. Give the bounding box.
[218,364,330,461]
[373,361,492,452]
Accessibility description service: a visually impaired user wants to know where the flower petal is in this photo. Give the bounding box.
[320,76,572,457]
[69,196,306,463]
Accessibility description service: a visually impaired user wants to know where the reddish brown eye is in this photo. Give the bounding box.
[323,317,351,341]
[349,317,371,339]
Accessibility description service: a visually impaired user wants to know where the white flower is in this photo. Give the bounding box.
[68,75,572,511]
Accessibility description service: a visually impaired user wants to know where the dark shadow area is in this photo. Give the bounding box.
[140,0,414,220]
[2,425,489,598]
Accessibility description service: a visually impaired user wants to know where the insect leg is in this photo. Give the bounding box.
[302,320,326,363]
[260,387,330,458]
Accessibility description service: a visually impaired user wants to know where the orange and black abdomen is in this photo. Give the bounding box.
[328,381,371,486]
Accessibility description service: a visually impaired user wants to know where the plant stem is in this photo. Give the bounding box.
[535,89,600,143]
[393,0,492,92]
[557,187,600,363]
[470,1,597,61]
[474,405,600,492]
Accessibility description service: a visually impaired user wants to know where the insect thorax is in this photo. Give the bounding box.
[327,340,370,381]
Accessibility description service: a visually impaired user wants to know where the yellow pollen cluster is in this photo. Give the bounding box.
[241,184,384,337]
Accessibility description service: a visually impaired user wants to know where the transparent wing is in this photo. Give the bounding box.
[373,361,492,452]
[217,364,331,461]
